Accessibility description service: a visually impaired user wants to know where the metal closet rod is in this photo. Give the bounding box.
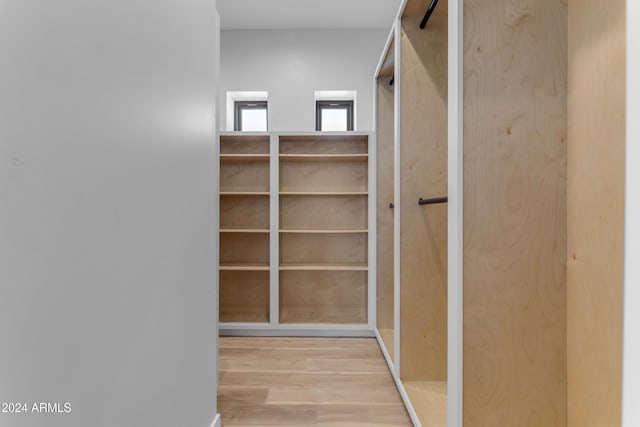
[418,196,448,206]
[419,0,440,29]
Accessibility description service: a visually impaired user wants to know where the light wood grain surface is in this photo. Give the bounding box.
[403,381,446,427]
[279,264,368,272]
[567,0,625,425]
[218,337,411,426]
[220,135,270,154]
[221,154,271,161]
[280,160,368,193]
[400,13,448,383]
[220,232,269,265]
[276,135,369,325]
[463,0,567,425]
[280,154,368,162]
[280,229,367,234]
[220,271,270,323]
[279,135,368,155]
[402,0,448,19]
[221,159,270,193]
[280,192,368,196]
[219,135,273,324]
[280,195,368,230]
[279,271,367,324]
[376,77,395,353]
[378,37,395,78]
[220,195,270,230]
[280,233,367,265]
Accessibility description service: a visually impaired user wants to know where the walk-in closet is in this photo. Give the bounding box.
[1,0,636,427]
[216,0,630,426]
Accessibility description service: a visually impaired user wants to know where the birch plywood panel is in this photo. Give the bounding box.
[279,135,367,155]
[220,160,270,193]
[220,135,270,154]
[280,271,367,324]
[403,0,448,18]
[399,14,448,382]
[280,233,367,265]
[378,39,395,78]
[220,195,270,230]
[376,78,395,348]
[220,233,269,265]
[404,381,447,427]
[220,271,270,323]
[567,0,625,425]
[280,160,367,193]
[280,195,367,230]
[463,0,567,425]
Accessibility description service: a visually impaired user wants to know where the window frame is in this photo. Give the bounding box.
[315,100,354,131]
[234,101,268,132]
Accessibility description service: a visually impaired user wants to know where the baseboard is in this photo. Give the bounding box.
[374,329,395,373]
[210,413,221,427]
[374,329,421,427]
[394,373,421,427]
[219,324,375,337]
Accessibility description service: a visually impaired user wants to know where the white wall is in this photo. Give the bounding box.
[0,1,219,427]
[623,1,640,425]
[221,29,388,131]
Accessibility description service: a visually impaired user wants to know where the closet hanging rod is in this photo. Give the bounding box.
[419,0,439,29]
[418,196,448,206]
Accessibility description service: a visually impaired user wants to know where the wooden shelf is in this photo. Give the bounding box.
[220,191,270,196]
[219,263,270,271]
[279,269,367,324]
[279,154,368,162]
[219,134,270,156]
[219,270,269,323]
[220,228,270,233]
[218,132,370,329]
[279,263,368,271]
[279,229,368,234]
[220,154,270,161]
[280,195,367,230]
[279,191,368,196]
[403,381,447,427]
[279,308,367,325]
[278,134,368,156]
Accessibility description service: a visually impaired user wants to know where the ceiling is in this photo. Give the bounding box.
[217,0,403,30]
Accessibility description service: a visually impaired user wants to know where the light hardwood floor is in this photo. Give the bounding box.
[218,337,411,427]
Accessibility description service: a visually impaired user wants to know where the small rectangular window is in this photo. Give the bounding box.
[316,100,354,131]
[234,101,268,132]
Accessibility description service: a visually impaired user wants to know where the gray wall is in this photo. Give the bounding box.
[221,29,388,131]
[0,1,219,426]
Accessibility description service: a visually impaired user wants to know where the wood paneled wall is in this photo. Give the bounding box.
[462,0,567,425]
[567,0,625,425]
[399,13,448,382]
[376,78,395,338]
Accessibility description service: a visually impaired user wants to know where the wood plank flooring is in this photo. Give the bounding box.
[218,337,412,427]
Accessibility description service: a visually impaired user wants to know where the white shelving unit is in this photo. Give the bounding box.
[217,131,375,337]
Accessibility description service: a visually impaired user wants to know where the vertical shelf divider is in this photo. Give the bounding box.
[269,132,279,326]
[393,17,402,379]
[368,134,376,330]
